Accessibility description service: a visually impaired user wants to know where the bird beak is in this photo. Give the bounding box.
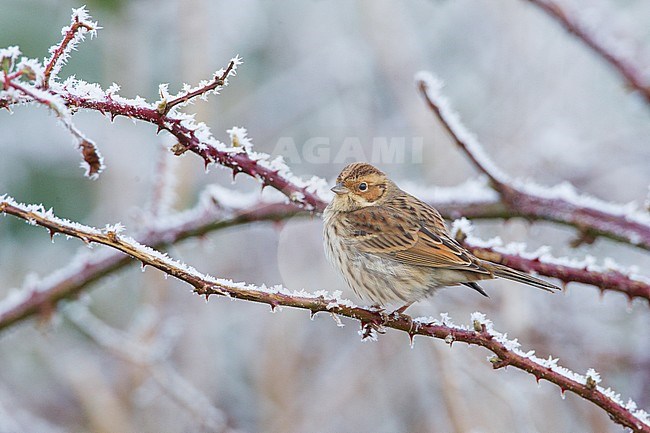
[331,182,349,195]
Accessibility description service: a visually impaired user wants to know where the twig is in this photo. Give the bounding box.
[453,222,650,303]
[158,60,237,115]
[42,7,98,88]
[470,243,650,302]
[61,88,328,210]
[527,0,650,104]
[417,72,650,251]
[148,149,178,217]
[4,80,104,178]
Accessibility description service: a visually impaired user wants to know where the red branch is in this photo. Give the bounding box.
[461,240,650,303]
[0,198,647,432]
[43,19,94,88]
[0,199,299,331]
[528,0,650,104]
[61,91,326,211]
[417,77,650,251]
[1,193,647,333]
[159,60,237,114]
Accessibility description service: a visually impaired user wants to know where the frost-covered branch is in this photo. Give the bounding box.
[42,7,99,88]
[527,0,650,104]
[0,7,327,208]
[0,198,648,431]
[453,219,650,303]
[417,72,650,251]
[0,9,103,179]
[2,185,647,332]
[0,200,647,432]
[59,84,329,210]
[0,190,298,331]
[0,7,329,199]
[157,59,238,115]
[0,186,514,331]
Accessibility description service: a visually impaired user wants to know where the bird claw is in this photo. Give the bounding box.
[359,304,416,341]
[359,308,388,341]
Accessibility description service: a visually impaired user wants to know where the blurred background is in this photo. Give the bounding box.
[1,0,650,432]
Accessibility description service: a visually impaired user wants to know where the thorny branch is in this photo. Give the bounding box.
[60,89,327,210]
[42,14,96,88]
[0,194,299,331]
[417,73,650,251]
[527,0,650,104]
[454,229,650,303]
[157,60,237,115]
[0,197,647,432]
[1,190,647,334]
[1,7,650,432]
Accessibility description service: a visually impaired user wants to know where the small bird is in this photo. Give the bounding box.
[323,162,559,312]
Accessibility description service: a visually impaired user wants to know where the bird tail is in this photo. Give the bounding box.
[484,261,560,293]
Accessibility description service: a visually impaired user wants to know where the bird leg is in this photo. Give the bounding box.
[391,302,415,334]
[359,304,388,340]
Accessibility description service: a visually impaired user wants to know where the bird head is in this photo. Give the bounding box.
[329,162,393,211]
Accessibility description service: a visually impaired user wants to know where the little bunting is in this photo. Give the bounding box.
[323,162,559,312]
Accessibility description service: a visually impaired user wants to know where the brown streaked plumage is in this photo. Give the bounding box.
[323,162,559,310]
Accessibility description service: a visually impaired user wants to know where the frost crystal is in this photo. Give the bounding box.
[451,217,474,239]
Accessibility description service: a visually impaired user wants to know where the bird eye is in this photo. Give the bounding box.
[358,182,368,191]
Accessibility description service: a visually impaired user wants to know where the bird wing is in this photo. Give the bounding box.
[342,201,490,274]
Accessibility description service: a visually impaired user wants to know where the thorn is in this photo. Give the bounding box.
[360,322,373,340]
[48,228,56,241]
[491,358,510,369]
[569,229,597,248]
[408,332,415,348]
[309,309,317,320]
[36,300,55,328]
[110,112,117,122]
[140,261,147,271]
